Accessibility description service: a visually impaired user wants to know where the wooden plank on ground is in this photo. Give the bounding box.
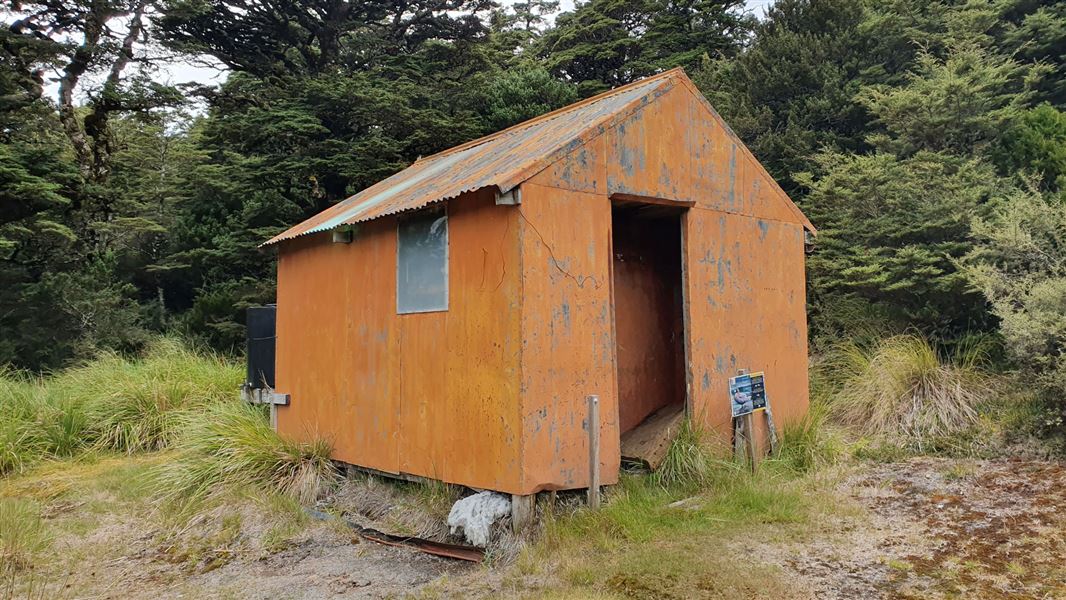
[620,403,685,471]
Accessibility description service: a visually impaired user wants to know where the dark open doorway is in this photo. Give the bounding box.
[611,200,687,469]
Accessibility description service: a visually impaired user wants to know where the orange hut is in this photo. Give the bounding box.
[262,68,814,502]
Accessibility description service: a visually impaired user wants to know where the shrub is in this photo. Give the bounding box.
[825,334,995,448]
[155,401,336,508]
[962,187,1066,442]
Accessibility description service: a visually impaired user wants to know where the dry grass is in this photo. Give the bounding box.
[823,334,995,449]
[0,499,49,571]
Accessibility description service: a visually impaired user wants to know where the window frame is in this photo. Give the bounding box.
[395,205,449,315]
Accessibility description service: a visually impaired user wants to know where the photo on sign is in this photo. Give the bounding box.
[729,374,754,418]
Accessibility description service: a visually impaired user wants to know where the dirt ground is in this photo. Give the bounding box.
[8,457,1066,599]
[755,458,1066,600]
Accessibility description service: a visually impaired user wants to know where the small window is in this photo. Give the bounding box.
[397,208,448,314]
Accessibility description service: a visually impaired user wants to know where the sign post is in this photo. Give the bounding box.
[728,370,769,472]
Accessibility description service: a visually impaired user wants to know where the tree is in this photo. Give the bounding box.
[155,0,495,78]
[800,151,999,338]
[692,0,875,193]
[475,67,578,132]
[858,43,1044,158]
[537,0,751,96]
[995,103,1066,193]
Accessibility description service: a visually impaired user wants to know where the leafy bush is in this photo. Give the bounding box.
[154,401,336,508]
[963,188,1066,441]
[824,334,995,448]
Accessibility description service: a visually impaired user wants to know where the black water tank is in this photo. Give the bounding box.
[246,305,277,388]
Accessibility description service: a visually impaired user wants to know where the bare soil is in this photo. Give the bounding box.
[760,458,1066,600]
[9,457,1065,599]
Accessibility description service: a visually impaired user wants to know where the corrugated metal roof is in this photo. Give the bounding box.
[262,69,682,246]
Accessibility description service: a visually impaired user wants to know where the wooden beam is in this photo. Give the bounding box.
[511,494,535,533]
[609,192,696,209]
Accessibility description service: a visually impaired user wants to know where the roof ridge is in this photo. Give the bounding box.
[412,68,685,164]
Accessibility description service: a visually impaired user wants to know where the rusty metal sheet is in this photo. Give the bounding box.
[262,71,680,246]
[275,188,526,493]
[358,528,484,562]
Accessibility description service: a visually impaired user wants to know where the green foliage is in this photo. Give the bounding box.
[538,0,751,96]
[801,151,998,336]
[154,400,336,509]
[693,0,875,192]
[822,334,995,448]
[476,67,578,132]
[0,338,241,473]
[996,103,1066,192]
[859,43,1043,157]
[962,187,1066,438]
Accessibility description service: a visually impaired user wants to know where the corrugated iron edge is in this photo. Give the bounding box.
[259,72,682,248]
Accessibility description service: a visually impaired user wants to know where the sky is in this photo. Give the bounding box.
[48,0,776,98]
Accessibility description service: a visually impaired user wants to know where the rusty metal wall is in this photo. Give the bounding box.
[683,210,810,439]
[513,80,810,483]
[516,182,619,493]
[601,82,811,440]
[274,188,526,493]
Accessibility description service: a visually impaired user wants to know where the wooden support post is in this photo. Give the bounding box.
[764,403,779,456]
[511,494,535,533]
[587,395,601,509]
[744,412,758,473]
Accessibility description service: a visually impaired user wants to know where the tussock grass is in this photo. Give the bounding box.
[0,338,241,474]
[68,338,241,453]
[0,499,49,570]
[154,401,336,510]
[823,334,995,448]
[652,419,726,491]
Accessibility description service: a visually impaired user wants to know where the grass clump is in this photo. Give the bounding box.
[823,334,995,449]
[68,338,241,453]
[154,400,336,509]
[0,499,49,570]
[652,418,739,492]
[0,338,241,474]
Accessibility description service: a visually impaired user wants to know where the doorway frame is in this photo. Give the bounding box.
[607,192,695,445]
